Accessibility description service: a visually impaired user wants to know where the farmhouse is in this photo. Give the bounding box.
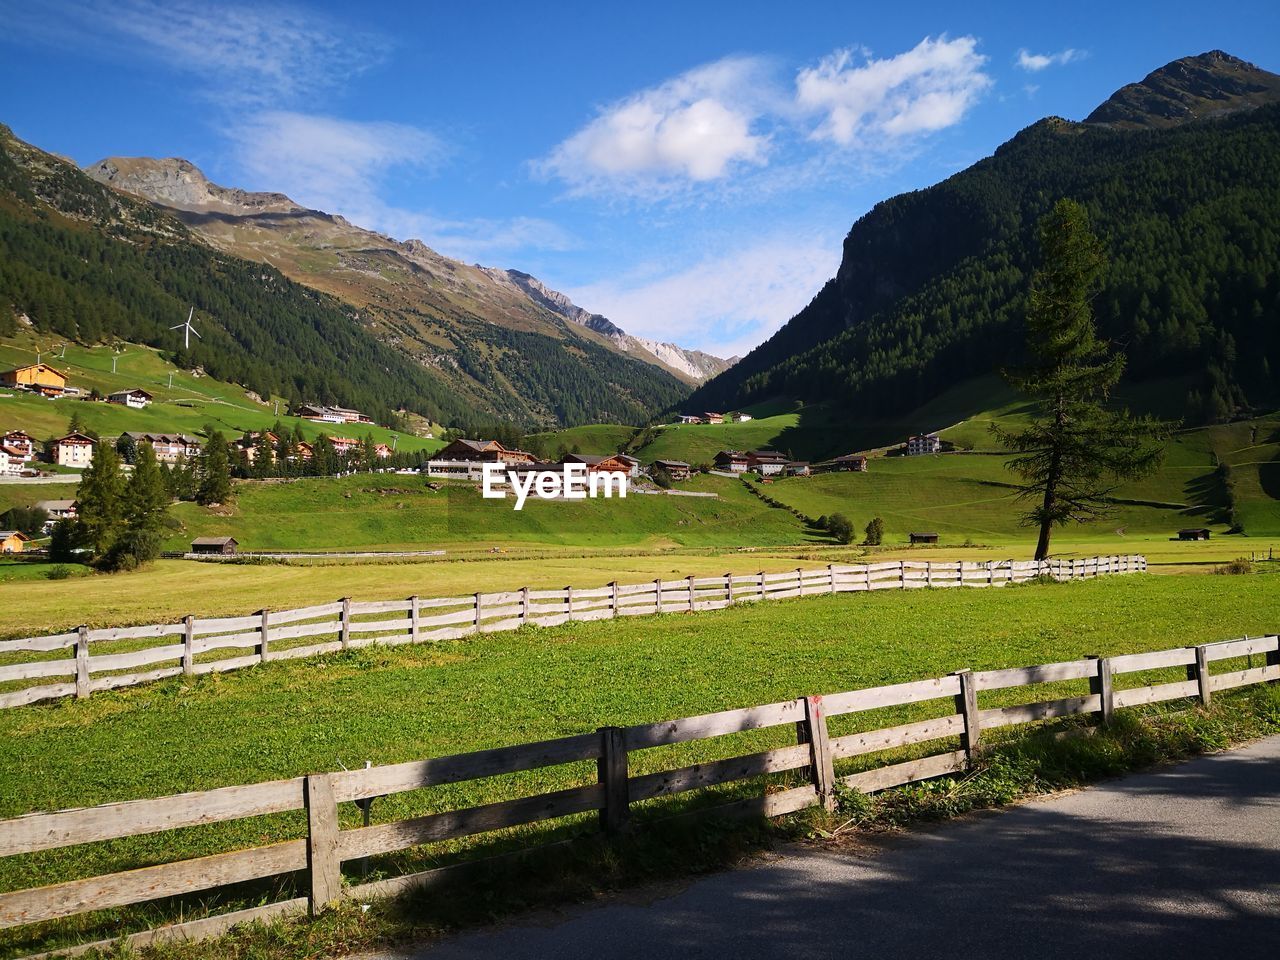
[233,431,279,464]
[910,532,939,544]
[1,363,67,396]
[295,404,372,425]
[125,432,202,463]
[0,448,10,476]
[616,453,641,478]
[785,461,811,477]
[906,433,942,456]
[328,436,361,457]
[53,432,94,468]
[35,500,77,529]
[830,453,869,472]
[107,388,153,409]
[190,536,238,555]
[704,412,725,424]
[675,414,702,424]
[2,430,35,460]
[426,438,539,479]
[651,459,691,481]
[0,530,30,554]
[747,450,788,476]
[562,453,630,476]
[731,412,753,422]
[1178,528,1212,541]
[713,450,751,473]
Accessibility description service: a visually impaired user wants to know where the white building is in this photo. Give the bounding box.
[906,433,942,456]
[54,432,95,468]
[108,388,153,409]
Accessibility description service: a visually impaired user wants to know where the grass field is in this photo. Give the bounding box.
[1,571,1277,933]
[0,332,442,453]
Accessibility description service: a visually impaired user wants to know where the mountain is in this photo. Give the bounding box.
[687,51,1280,425]
[83,157,729,387]
[484,268,735,381]
[0,124,689,430]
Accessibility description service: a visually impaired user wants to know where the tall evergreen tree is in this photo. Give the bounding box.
[75,443,124,556]
[994,199,1169,560]
[197,430,232,505]
[125,445,169,531]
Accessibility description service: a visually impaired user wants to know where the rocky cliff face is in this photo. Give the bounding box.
[85,157,300,214]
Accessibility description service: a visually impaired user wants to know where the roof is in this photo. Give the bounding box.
[1178,527,1211,534]
[653,459,690,468]
[109,387,153,398]
[616,453,640,463]
[832,453,867,461]
[35,500,76,511]
[56,432,94,444]
[191,536,238,546]
[910,531,939,537]
[0,530,30,541]
[3,429,34,438]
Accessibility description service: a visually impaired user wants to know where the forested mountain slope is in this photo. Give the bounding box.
[688,52,1280,424]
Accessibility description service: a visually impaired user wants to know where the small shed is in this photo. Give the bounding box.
[909,532,939,545]
[191,536,239,555]
[0,530,30,554]
[1177,528,1211,541]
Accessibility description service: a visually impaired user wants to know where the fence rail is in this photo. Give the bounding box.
[0,624,1273,957]
[0,556,1145,709]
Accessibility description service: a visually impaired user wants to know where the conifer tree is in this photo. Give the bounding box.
[994,199,1169,560]
[75,443,124,556]
[125,444,169,531]
[197,430,232,505]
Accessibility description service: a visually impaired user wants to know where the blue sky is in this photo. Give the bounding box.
[2,1,1279,358]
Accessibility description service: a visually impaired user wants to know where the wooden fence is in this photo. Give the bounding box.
[0,627,1274,958]
[0,556,1146,709]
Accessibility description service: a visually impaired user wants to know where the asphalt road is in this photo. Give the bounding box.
[376,735,1280,960]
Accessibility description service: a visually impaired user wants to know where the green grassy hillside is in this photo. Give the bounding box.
[0,332,442,452]
[526,423,638,457]
[165,472,814,552]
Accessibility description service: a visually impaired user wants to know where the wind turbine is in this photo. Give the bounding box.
[111,347,125,374]
[171,307,202,351]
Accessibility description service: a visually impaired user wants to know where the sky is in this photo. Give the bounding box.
[2,0,1279,359]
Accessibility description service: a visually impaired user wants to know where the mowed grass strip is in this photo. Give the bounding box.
[1,572,1276,901]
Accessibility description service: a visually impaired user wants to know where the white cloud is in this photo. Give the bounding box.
[3,0,386,104]
[562,234,841,357]
[796,36,992,146]
[1016,48,1087,72]
[535,56,774,197]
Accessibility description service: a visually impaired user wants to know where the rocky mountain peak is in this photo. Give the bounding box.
[85,156,302,215]
[1085,50,1280,129]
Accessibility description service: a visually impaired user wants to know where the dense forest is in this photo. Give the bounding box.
[689,101,1280,423]
[0,124,687,431]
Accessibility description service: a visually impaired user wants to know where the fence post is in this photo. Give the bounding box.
[259,608,270,662]
[409,595,420,643]
[182,615,195,676]
[566,586,575,619]
[597,726,630,835]
[925,561,933,588]
[1087,655,1114,724]
[521,586,531,624]
[803,695,836,811]
[339,598,351,650]
[899,560,906,590]
[758,570,766,599]
[952,669,980,764]
[474,593,483,633]
[654,579,663,614]
[687,575,696,612]
[795,567,804,597]
[305,773,342,915]
[1192,645,1212,706]
[725,572,734,604]
[74,625,90,700]
[610,581,619,617]
[828,563,837,594]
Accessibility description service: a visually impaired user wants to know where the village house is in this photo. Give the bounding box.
[107,388,153,409]
[0,530,30,554]
[703,412,725,424]
[651,459,691,481]
[190,536,238,555]
[1,363,68,397]
[53,432,94,468]
[616,453,641,478]
[329,436,361,458]
[910,532,940,545]
[125,432,202,464]
[830,453,869,472]
[906,433,942,456]
[713,450,751,473]
[233,431,279,465]
[675,414,703,425]
[35,500,77,531]
[747,450,788,476]
[295,404,372,425]
[293,440,314,462]
[562,453,631,476]
[425,438,538,479]
[731,412,753,422]
[1178,528,1211,541]
[0,448,11,476]
[785,461,811,477]
[2,430,35,461]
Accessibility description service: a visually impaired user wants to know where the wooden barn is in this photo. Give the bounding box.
[1177,528,1211,541]
[909,532,939,545]
[190,536,238,555]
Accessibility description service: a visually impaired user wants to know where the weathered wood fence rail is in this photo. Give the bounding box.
[0,626,1273,958]
[0,556,1145,709]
